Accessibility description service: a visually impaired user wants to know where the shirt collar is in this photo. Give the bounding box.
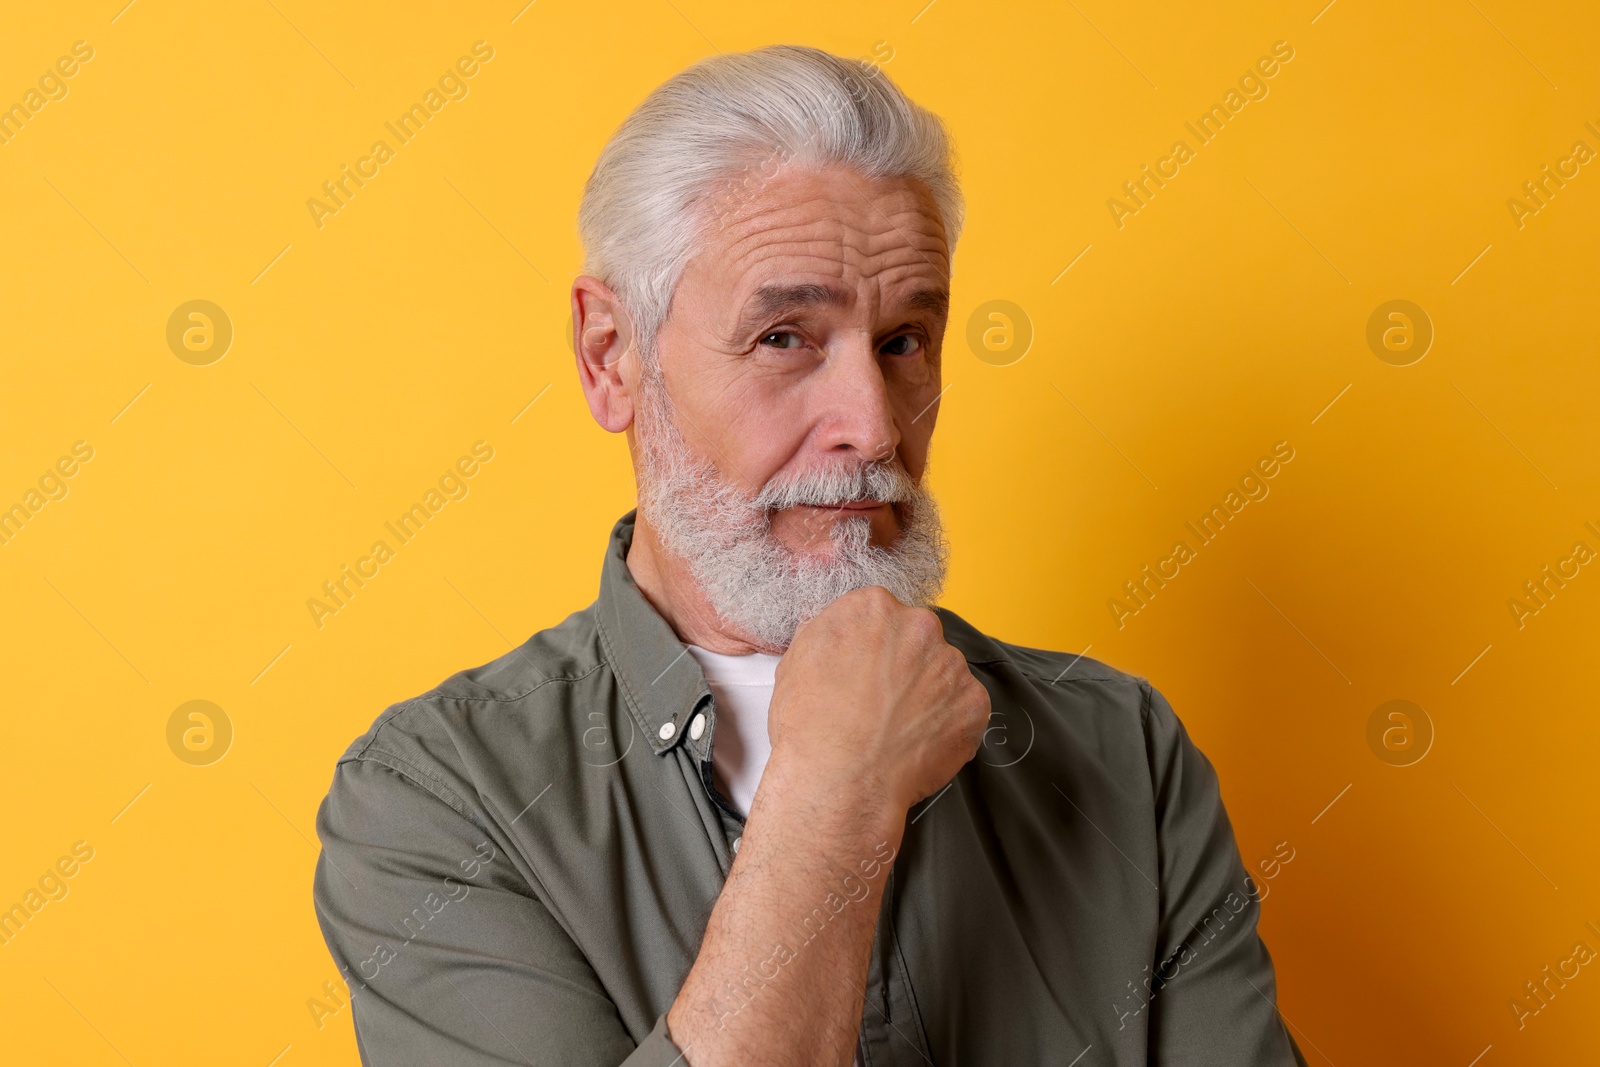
[594,510,714,757]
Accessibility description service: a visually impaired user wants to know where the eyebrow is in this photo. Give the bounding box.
[733,283,849,338]
[903,287,949,320]
[731,283,949,339]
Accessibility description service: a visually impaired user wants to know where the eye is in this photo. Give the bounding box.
[880,333,922,357]
[759,330,805,350]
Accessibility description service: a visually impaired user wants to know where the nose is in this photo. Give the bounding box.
[812,334,902,464]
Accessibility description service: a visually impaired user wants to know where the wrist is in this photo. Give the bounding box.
[752,748,908,850]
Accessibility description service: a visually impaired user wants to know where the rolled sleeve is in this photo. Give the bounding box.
[313,755,679,1066]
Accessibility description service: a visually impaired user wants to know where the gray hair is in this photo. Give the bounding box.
[577,44,964,362]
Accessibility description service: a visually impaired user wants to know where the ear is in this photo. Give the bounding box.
[572,275,639,433]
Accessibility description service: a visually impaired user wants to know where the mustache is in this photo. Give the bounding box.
[753,460,917,511]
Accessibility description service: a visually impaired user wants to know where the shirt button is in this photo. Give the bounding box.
[658,721,676,741]
[732,836,742,854]
[689,712,706,741]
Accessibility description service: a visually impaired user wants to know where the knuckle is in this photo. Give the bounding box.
[844,586,888,619]
[907,607,942,640]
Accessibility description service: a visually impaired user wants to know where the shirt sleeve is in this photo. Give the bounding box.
[1140,682,1309,1067]
[312,755,690,1066]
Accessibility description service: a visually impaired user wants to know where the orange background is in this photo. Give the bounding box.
[1,1,1596,1064]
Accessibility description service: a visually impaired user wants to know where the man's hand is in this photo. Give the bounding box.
[665,586,990,1066]
[767,585,992,816]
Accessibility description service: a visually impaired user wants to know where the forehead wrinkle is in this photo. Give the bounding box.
[740,204,941,254]
[699,177,950,345]
[724,233,849,283]
[718,220,946,295]
[822,170,947,245]
[717,186,941,263]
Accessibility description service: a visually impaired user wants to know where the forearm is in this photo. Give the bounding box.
[666,755,906,1066]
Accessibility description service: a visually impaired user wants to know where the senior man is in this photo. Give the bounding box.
[313,45,1307,1067]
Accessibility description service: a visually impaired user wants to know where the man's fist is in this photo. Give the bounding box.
[764,586,992,817]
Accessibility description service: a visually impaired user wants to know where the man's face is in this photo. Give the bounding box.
[646,163,951,553]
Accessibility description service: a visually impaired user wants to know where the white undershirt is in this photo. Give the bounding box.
[684,644,781,817]
[682,644,865,1067]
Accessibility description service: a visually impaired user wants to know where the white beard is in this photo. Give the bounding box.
[632,362,949,650]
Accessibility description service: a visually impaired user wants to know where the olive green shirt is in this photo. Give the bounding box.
[313,511,1306,1066]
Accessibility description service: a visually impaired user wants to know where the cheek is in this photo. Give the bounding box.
[688,372,811,491]
[887,336,942,395]
[891,389,939,475]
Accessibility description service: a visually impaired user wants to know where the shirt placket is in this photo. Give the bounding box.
[675,691,912,1065]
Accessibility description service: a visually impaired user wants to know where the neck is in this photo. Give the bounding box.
[625,509,784,655]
